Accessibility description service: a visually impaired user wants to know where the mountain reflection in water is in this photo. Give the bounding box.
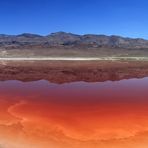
[0,77,148,148]
[1,60,148,83]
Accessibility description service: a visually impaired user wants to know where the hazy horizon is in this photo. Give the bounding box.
[1,31,148,40]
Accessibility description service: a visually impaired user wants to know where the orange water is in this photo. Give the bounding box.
[0,78,148,148]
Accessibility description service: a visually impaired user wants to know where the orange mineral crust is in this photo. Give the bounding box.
[0,79,148,148]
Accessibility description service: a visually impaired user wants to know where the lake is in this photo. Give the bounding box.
[0,77,148,148]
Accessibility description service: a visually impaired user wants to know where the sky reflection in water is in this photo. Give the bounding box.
[0,78,148,148]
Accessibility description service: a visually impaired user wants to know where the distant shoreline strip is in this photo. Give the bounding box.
[0,57,148,61]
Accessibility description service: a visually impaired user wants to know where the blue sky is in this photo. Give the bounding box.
[0,0,148,38]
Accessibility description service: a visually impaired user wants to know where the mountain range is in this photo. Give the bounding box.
[0,32,148,58]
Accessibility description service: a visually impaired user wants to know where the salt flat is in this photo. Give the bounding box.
[0,57,148,61]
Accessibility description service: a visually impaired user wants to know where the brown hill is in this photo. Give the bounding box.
[0,32,148,57]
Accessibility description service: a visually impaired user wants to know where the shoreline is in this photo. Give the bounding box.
[0,57,148,61]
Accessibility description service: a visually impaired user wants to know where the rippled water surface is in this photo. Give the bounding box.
[0,78,148,148]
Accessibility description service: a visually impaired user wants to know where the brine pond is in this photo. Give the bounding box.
[0,77,148,148]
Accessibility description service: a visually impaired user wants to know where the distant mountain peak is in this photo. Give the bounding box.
[51,31,68,35]
[17,33,43,38]
[49,31,80,37]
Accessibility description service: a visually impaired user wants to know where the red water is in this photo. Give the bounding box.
[0,78,148,148]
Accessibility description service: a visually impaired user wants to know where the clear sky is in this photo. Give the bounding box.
[0,0,148,38]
